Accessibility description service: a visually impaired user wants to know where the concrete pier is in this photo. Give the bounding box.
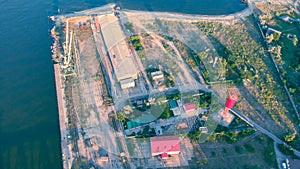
[53,64,72,169]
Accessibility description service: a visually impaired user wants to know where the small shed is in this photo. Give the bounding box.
[120,78,135,89]
[280,15,291,22]
[151,71,164,80]
[199,127,208,133]
[168,100,178,110]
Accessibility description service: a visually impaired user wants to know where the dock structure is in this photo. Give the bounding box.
[54,64,72,169]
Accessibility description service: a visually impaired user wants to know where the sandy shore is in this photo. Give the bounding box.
[124,7,252,22]
[52,3,251,22]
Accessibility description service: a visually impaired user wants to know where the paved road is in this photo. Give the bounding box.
[274,141,288,169]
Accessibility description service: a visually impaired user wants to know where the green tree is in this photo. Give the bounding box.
[130,132,136,136]
[278,144,294,155]
[273,33,280,41]
[244,144,255,153]
[235,146,243,154]
[117,113,126,123]
[142,125,150,135]
[289,88,296,94]
[149,128,156,135]
[159,104,174,119]
[188,130,201,140]
[128,34,143,51]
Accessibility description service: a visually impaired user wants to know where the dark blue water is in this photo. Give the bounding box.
[0,0,246,168]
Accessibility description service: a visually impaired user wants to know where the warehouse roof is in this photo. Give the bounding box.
[115,58,138,81]
[98,14,138,81]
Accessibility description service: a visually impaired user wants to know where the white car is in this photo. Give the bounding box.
[282,162,287,169]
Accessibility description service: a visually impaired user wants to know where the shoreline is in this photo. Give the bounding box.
[124,7,252,22]
[51,3,250,22]
[53,63,72,169]
[51,25,72,168]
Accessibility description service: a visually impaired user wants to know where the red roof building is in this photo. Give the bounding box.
[150,136,181,157]
[225,95,237,109]
[183,103,196,113]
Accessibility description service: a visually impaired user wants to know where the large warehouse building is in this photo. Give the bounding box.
[98,14,138,89]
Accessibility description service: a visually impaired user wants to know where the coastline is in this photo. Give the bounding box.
[124,7,252,22]
[51,25,72,168]
[52,3,250,22]
[53,63,71,169]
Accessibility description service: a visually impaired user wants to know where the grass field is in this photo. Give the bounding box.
[189,133,277,169]
[254,2,300,149]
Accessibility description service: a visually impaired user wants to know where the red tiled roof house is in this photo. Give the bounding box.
[150,136,181,157]
[183,103,196,113]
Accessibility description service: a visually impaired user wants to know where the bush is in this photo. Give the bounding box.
[240,129,255,137]
[264,150,276,165]
[188,130,201,140]
[117,113,127,126]
[278,143,294,155]
[273,33,281,41]
[128,34,143,51]
[235,146,244,154]
[224,131,238,143]
[244,143,255,153]
[130,132,136,136]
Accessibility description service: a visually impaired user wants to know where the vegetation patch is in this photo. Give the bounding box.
[193,16,298,146]
[277,143,295,156]
[128,34,143,51]
[190,134,277,168]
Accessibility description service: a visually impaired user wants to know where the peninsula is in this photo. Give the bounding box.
[50,1,300,168]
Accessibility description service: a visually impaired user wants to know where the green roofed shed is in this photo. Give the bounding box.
[168,100,178,110]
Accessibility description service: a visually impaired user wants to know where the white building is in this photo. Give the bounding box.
[151,71,164,80]
[120,78,135,90]
[98,14,139,90]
